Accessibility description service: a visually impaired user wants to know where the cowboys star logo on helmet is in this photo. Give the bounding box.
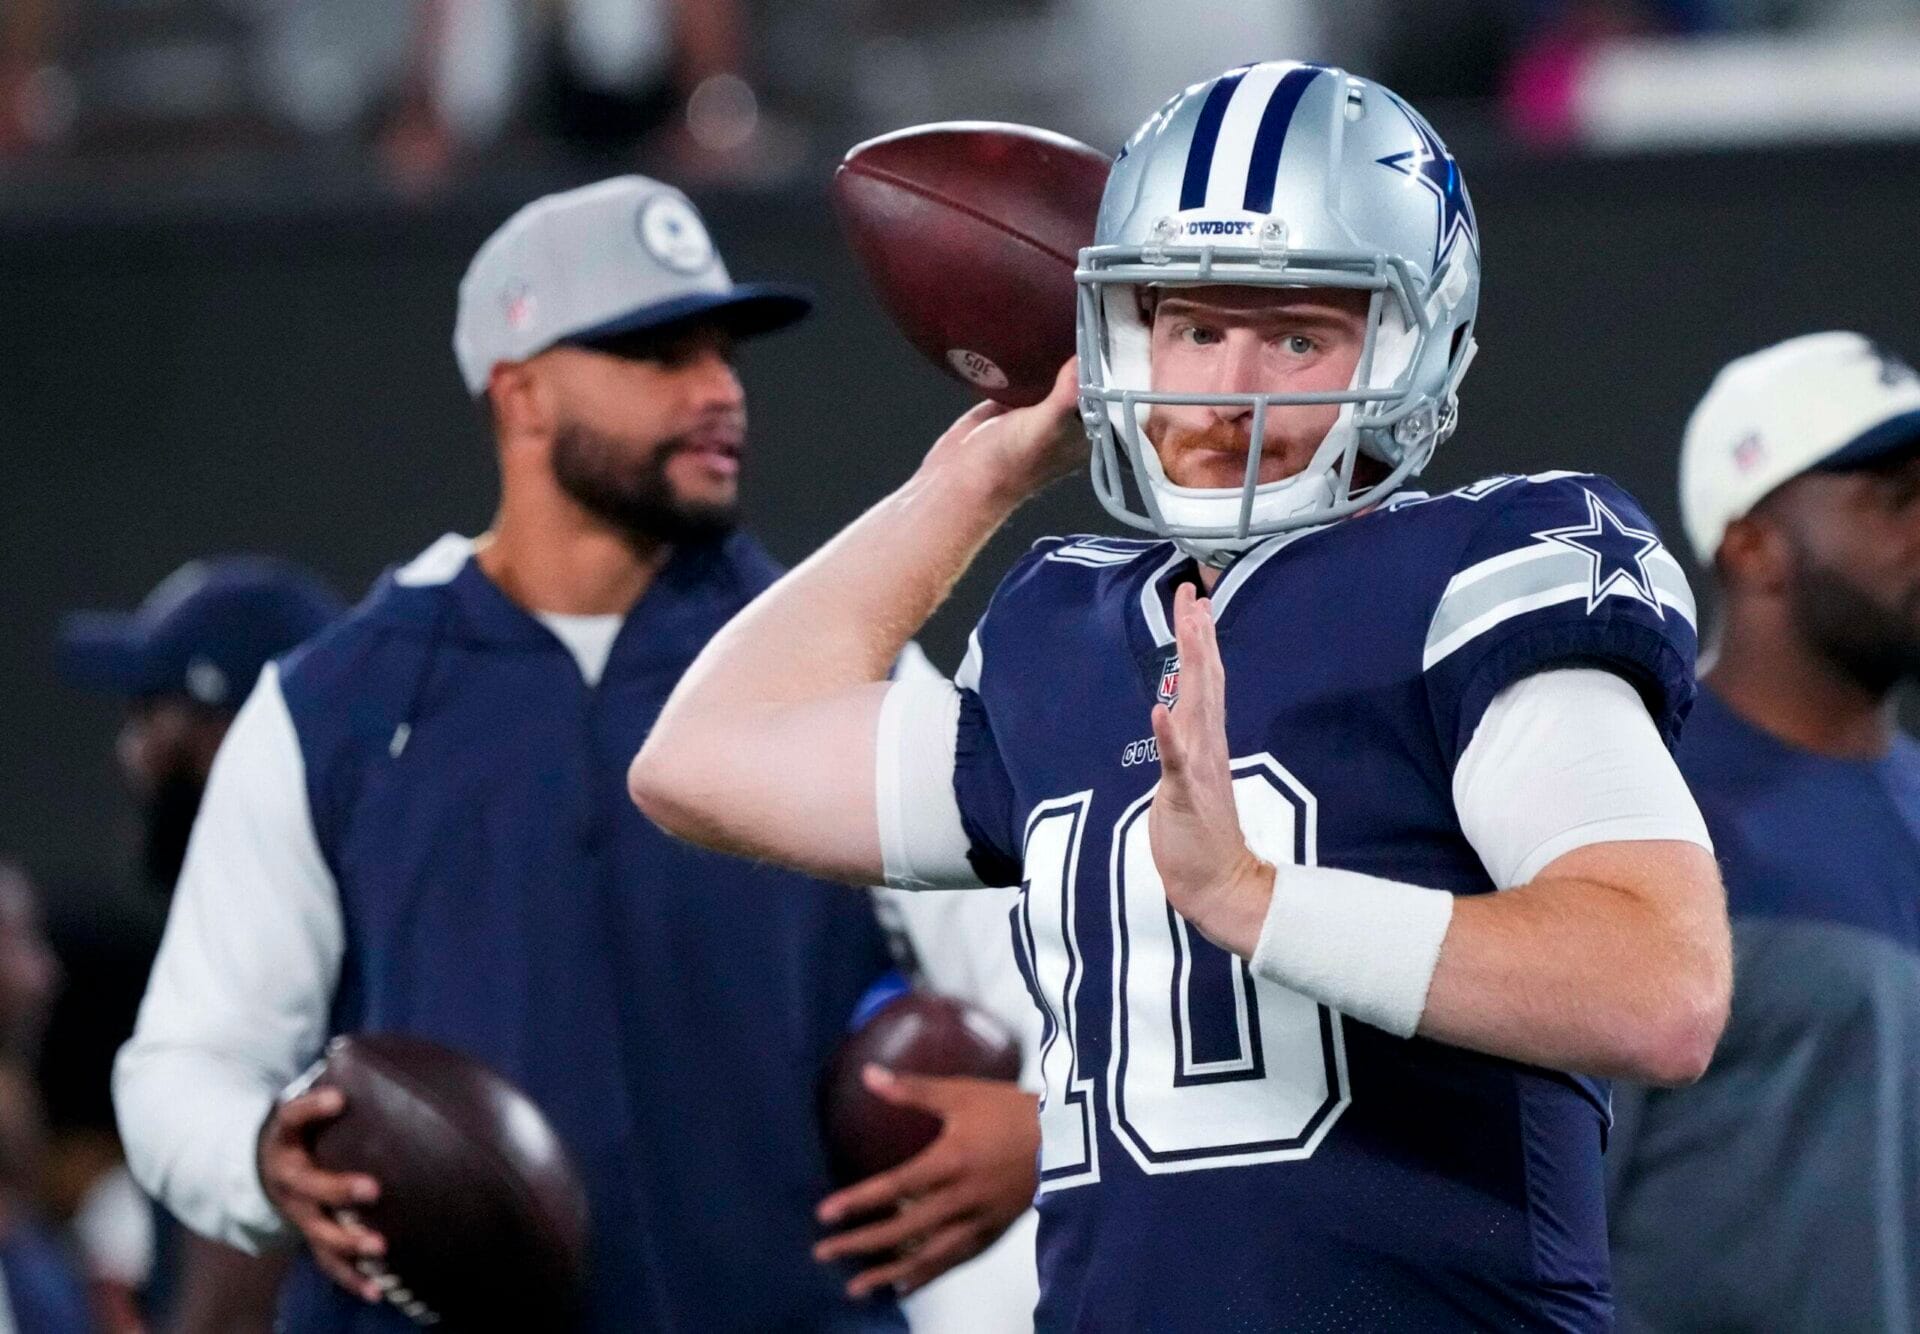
[1375,92,1478,271]
[1077,61,1480,566]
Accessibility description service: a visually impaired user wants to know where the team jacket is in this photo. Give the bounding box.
[270,533,902,1333]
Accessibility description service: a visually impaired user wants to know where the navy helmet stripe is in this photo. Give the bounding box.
[1242,66,1323,214]
[1179,68,1252,211]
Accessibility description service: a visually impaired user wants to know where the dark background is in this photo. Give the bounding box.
[6,138,1918,908]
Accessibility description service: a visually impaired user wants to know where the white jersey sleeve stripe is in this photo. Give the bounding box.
[1423,543,1696,670]
[955,629,985,692]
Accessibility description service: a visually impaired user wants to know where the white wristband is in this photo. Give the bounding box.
[1250,864,1455,1039]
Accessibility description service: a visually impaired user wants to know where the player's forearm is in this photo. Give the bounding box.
[113,670,342,1250]
[1419,843,1730,1083]
[1211,841,1728,1083]
[636,370,1083,872]
[630,447,1024,872]
[649,370,1079,730]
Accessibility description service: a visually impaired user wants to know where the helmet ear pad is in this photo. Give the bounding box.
[1354,294,1419,464]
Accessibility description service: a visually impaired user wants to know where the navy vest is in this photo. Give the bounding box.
[273,534,902,1333]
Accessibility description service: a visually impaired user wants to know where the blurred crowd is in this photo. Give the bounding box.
[0,0,773,186]
[5,0,1920,185]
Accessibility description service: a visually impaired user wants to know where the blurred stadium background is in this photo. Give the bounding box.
[2,0,1918,1321]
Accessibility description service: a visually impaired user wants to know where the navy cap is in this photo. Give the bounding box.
[58,557,345,707]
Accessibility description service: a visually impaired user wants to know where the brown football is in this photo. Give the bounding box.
[819,991,1023,1185]
[833,121,1111,407]
[306,1033,589,1330]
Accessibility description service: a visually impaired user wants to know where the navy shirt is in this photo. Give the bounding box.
[272,534,902,1334]
[1609,686,1920,1333]
[1682,686,1920,944]
[951,474,1698,1331]
[0,1222,92,1334]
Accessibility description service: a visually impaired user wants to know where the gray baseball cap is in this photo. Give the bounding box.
[453,175,812,395]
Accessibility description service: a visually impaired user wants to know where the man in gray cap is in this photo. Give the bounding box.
[1607,331,1920,1332]
[113,178,1042,1332]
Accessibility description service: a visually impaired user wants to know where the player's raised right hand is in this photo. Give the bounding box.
[923,358,1085,504]
[1149,582,1277,960]
[256,1086,387,1303]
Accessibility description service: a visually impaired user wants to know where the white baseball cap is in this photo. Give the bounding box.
[1679,331,1920,564]
[453,175,811,395]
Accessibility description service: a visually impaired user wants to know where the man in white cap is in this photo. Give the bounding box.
[1608,331,1920,1332]
[113,177,1042,1332]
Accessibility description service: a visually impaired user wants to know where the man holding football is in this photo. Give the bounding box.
[633,63,1730,1327]
[113,177,1043,1331]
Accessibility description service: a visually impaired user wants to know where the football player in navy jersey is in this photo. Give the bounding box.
[634,63,1731,1329]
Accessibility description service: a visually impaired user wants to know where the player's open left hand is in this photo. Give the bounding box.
[256,1085,387,1303]
[923,358,1086,504]
[812,1066,1039,1300]
[1149,582,1276,959]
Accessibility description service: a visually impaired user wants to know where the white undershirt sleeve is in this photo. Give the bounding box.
[1453,667,1712,888]
[875,650,986,891]
[112,663,345,1254]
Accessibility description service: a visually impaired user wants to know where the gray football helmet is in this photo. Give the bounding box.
[1077,62,1481,565]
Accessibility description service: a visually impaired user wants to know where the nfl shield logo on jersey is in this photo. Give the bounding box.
[1156,652,1181,708]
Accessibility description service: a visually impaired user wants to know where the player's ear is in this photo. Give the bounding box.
[487,359,554,444]
[1716,512,1790,597]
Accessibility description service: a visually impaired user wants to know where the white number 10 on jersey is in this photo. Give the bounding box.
[1017,753,1350,1190]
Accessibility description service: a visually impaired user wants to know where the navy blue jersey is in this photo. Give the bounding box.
[951,474,1697,1331]
[1680,686,1920,946]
